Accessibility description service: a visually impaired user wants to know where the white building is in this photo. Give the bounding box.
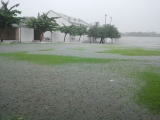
[1,11,90,43]
[44,10,90,42]
[1,24,34,43]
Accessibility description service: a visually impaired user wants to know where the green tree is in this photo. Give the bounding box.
[0,0,24,42]
[68,24,78,36]
[91,23,99,41]
[59,24,78,42]
[87,23,99,43]
[59,24,70,42]
[107,25,121,43]
[87,23,121,44]
[98,26,105,44]
[27,12,59,42]
[87,27,93,43]
[77,24,87,41]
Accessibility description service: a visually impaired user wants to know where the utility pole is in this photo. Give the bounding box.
[105,14,107,25]
[110,17,112,25]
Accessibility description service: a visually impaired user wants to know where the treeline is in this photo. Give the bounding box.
[59,23,121,44]
[121,32,160,37]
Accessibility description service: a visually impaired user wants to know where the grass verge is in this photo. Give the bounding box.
[97,48,160,56]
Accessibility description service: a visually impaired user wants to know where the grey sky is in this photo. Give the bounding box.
[3,0,160,33]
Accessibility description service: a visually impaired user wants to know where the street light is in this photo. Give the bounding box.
[110,17,112,25]
[105,14,107,25]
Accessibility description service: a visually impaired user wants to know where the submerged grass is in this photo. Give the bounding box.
[106,61,160,114]
[37,49,54,51]
[97,48,160,56]
[0,52,118,65]
[68,47,86,50]
[72,48,86,50]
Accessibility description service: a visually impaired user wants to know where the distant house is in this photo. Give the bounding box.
[44,10,90,42]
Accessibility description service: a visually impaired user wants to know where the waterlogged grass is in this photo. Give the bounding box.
[68,47,86,50]
[72,48,86,50]
[37,49,54,51]
[1,114,27,120]
[97,44,126,49]
[97,48,160,56]
[1,49,160,115]
[0,43,10,45]
[135,68,160,113]
[106,62,160,114]
[0,52,118,65]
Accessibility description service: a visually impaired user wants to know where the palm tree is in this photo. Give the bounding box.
[0,0,23,42]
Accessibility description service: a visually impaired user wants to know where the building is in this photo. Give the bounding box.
[1,11,90,43]
[44,10,90,42]
[1,17,34,42]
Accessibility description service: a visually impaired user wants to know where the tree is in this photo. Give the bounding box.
[107,25,121,43]
[77,24,87,41]
[87,23,121,44]
[69,24,78,36]
[59,24,78,42]
[59,24,70,42]
[27,12,59,42]
[98,26,105,44]
[87,27,93,44]
[87,23,99,43]
[0,0,24,42]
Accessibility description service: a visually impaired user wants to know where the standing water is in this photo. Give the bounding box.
[114,37,160,48]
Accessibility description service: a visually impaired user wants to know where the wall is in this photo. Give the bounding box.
[44,31,51,39]
[44,31,90,42]
[20,27,34,42]
[51,31,70,42]
[2,27,19,40]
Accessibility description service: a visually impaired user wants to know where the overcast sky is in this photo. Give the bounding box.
[2,0,160,33]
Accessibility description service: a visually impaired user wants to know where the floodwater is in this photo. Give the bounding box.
[113,37,160,48]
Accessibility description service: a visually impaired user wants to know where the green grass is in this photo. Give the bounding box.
[0,52,118,65]
[37,49,54,51]
[135,68,160,113]
[97,48,160,56]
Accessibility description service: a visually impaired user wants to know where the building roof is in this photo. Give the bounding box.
[48,10,89,26]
